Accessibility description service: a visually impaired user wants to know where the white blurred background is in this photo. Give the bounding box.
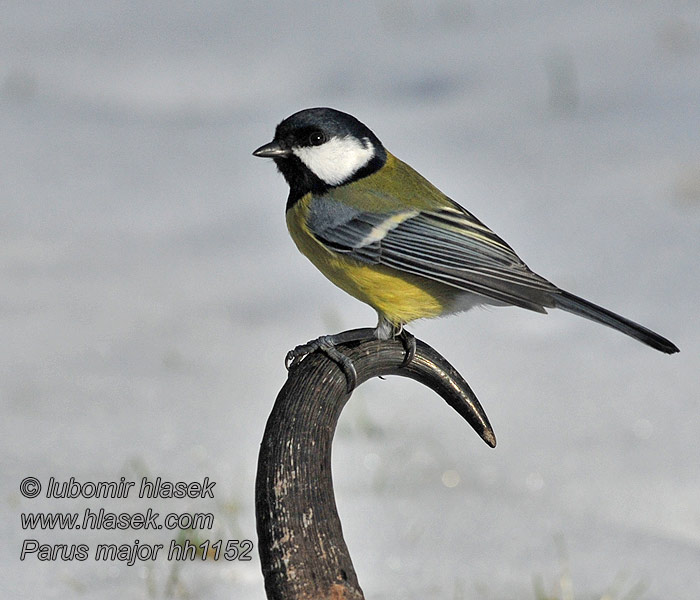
[2,2,699,598]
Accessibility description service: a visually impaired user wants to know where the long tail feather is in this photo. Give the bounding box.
[553,290,679,354]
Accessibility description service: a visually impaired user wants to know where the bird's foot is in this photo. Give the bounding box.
[286,335,358,392]
[285,326,415,393]
[285,328,375,393]
[377,319,415,368]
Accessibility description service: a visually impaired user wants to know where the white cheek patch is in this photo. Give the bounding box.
[292,136,375,186]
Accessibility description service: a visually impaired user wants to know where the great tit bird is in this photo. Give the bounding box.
[253,107,679,387]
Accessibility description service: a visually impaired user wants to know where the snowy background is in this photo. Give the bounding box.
[2,1,699,598]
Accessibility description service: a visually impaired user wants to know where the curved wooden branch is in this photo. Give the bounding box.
[256,334,495,600]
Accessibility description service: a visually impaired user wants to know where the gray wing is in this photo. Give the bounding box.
[307,196,559,312]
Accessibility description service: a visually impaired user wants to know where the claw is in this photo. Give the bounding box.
[285,341,319,370]
[320,343,357,392]
[397,329,416,367]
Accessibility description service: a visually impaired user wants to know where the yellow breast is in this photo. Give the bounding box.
[286,195,450,326]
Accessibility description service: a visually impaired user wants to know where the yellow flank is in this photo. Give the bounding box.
[286,194,450,326]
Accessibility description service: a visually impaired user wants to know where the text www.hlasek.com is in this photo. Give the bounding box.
[22,508,214,531]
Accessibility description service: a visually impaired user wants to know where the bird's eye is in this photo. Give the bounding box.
[309,131,326,146]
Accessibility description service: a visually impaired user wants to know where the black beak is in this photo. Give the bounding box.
[253,140,291,158]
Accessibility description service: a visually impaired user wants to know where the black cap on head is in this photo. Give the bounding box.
[274,107,382,149]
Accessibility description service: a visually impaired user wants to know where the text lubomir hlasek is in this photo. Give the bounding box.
[44,477,215,499]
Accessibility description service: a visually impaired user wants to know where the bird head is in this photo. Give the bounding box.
[253,108,387,200]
